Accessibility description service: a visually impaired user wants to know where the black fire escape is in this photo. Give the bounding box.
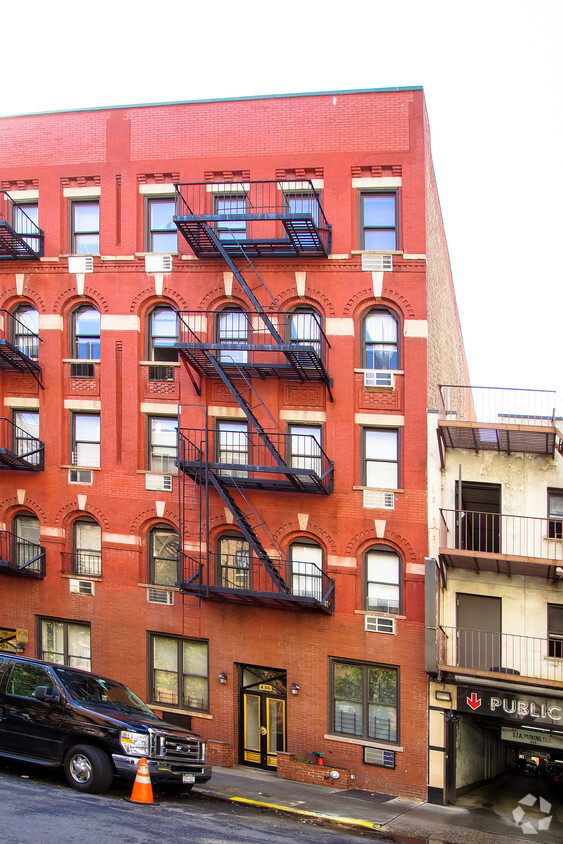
[0,192,44,261]
[174,180,335,613]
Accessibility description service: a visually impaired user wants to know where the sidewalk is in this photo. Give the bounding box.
[192,765,543,843]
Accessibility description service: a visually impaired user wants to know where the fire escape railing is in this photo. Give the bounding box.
[0,309,43,387]
[0,529,45,578]
[0,417,44,471]
[176,309,331,390]
[178,427,333,494]
[0,192,44,260]
[173,180,331,257]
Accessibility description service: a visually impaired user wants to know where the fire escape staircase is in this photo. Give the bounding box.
[174,186,334,612]
[0,192,44,261]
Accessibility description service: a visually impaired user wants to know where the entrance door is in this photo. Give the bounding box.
[455,482,501,553]
[240,665,286,770]
[457,593,501,671]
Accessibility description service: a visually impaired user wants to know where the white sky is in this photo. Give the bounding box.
[2,0,562,406]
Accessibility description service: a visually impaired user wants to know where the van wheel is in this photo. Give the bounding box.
[64,745,114,793]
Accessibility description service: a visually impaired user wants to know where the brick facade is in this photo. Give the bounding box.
[0,88,467,800]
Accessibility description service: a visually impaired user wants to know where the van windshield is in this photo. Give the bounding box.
[53,667,156,717]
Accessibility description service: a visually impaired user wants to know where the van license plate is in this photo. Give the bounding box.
[182,774,195,784]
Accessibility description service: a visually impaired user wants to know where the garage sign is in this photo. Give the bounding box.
[457,685,563,728]
[501,726,563,750]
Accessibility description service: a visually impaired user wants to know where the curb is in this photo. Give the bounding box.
[194,787,379,831]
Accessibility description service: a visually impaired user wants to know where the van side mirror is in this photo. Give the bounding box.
[34,685,60,703]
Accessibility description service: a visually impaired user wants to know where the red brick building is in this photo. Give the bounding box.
[0,88,468,798]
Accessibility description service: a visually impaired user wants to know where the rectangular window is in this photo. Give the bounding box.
[364,429,399,489]
[13,410,40,466]
[149,416,178,474]
[548,490,563,539]
[150,635,208,712]
[217,421,249,478]
[289,424,322,476]
[548,604,563,658]
[72,413,100,468]
[361,194,397,251]
[39,619,91,670]
[147,197,177,252]
[331,660,398,743]
[70,200,100,254]
[285,192,319,226]
[12,202,40,251]
[215,196,247,242]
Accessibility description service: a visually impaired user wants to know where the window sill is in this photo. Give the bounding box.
[355,610,406,620]
[323,733,403,753]
[156,705,213,721]
[351,250,403,256]
[353,486,404,494]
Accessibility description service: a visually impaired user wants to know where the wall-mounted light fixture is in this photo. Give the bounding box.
[435,690,452,702]
[291,683,300,696]
[15,643,26,654]
[218,672,228,685]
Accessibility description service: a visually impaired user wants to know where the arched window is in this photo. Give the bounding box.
[217,534,249,590]
[71,306,100,360]
[364,547,401,614]
[11,305,39,360]
[289,540,323,600]
[288,308,321,357]
[72,518,102,578]
[14,512,42,574]
[216,308,249,364]
[149,525,179,586]
[148,306,178,362]
[362,310,398,370]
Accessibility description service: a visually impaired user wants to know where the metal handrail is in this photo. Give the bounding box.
[0,308,41,360]
[0,417,44,469]
[181,550,335,610]
[0,192,44,257]
[438,385,559,427]
[176,309,330,361]
[439,508,563,561]
[0,529,45,576]
[61,551,102,578]
[437,625,563,684]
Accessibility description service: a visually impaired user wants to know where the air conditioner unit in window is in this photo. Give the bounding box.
[364,370,395,389]
[69,579,94,596]
[68,468,93,485]
[147,588,174,606]
[365,615,395,634]
[145,254,173,274]
[363,489,395,510]
[68,255,94,274]
[361,253,393,272]
[145,474,173,492]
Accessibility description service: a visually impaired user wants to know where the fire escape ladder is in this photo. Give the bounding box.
[199,223,319,386]
[207,470,289,593]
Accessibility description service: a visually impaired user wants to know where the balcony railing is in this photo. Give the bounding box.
[0,192,44,260]
[178,427,334,494]
[0,529,45,578]
[181,550,335,614]
[438,385,560,456]
[437,626,563,687]
[176,309,330,386]
[0,417,44,471]
[61,551,102,578]
[440,509,563,568]
[174,180,331,258]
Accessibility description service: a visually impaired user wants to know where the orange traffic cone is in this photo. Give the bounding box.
[127,757,154,804]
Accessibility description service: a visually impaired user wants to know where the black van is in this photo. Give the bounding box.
[0,654,211,793]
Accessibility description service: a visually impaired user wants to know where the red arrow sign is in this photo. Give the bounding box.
[467,692,481,710]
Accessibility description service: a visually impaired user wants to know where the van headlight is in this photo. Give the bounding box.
[120,730,149,756]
